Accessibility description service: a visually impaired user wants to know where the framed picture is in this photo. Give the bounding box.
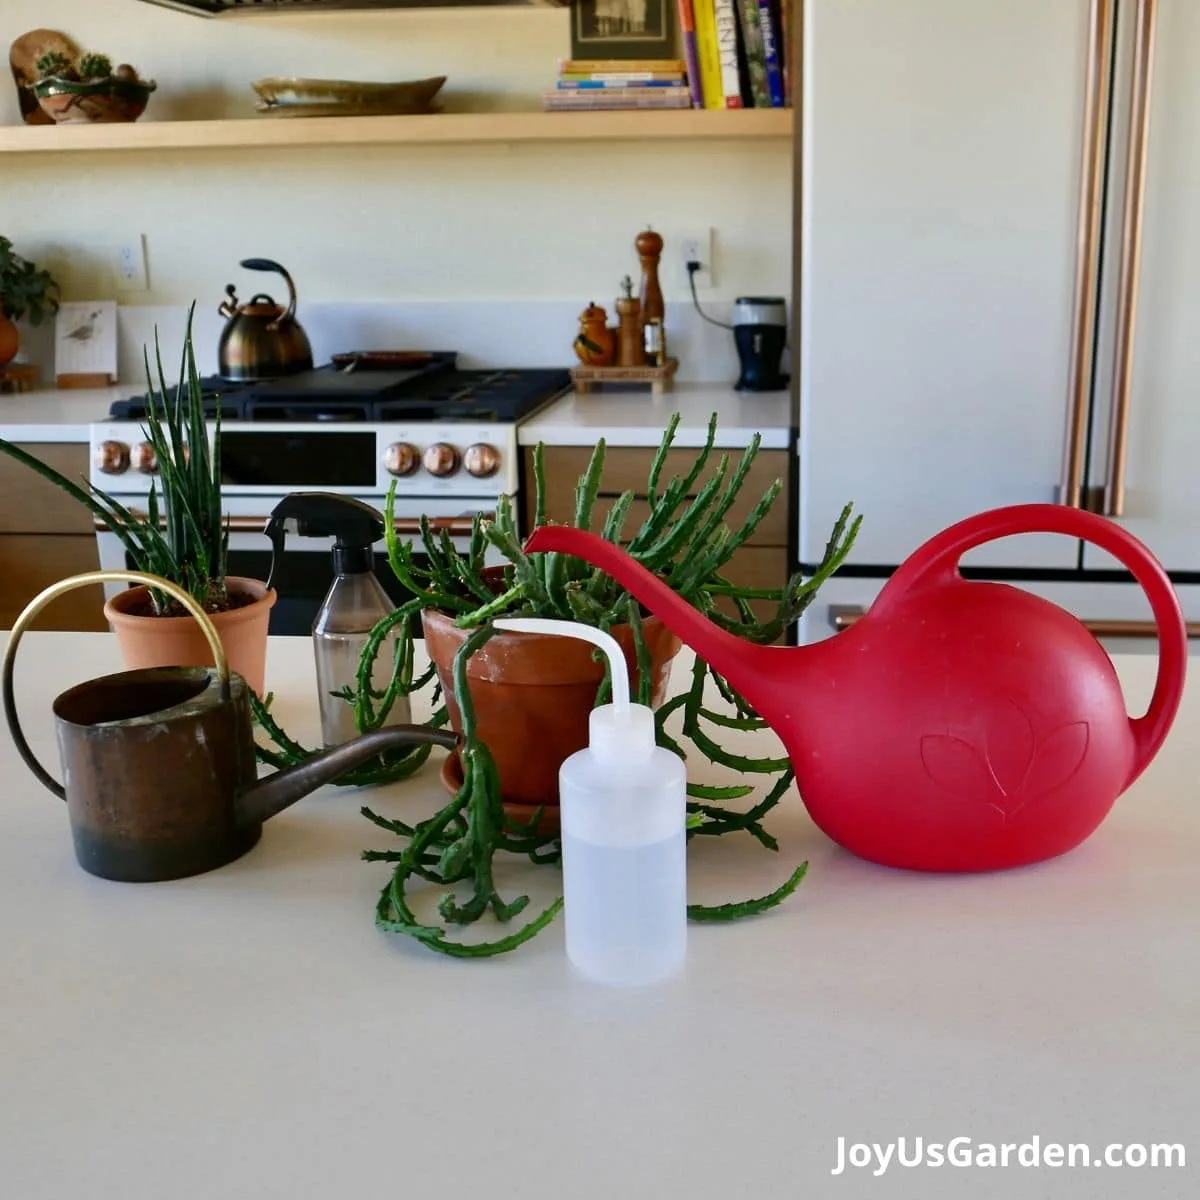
[54,300,118,387]
[570,0,676,62]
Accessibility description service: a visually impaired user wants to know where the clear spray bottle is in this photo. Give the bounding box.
[494,618,687,986]
[265,492,411,746]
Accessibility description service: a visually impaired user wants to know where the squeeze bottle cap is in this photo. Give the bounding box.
[492,618,656,763]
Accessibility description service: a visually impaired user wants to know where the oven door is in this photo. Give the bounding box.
[94,495,499,637]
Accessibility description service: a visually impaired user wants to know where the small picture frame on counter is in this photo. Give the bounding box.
[54,300,118,388]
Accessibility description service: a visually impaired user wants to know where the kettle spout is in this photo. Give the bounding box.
[523,526,778,712]
[237,725,459,827]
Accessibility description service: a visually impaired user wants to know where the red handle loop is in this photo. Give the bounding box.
[879,503,1187,785]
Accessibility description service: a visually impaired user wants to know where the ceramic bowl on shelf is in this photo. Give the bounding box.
[251,75,446,118]
[34,74,156,124]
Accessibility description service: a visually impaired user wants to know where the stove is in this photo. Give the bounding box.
[93,356,571,501]
[89,354,572,633]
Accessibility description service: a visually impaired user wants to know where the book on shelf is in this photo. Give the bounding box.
[675,0,705,108]
[542,87,693,111]
[692,0,724,109]
[557,59,688,74]
[687,0,793,109]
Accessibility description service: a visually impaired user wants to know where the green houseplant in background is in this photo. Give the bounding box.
[0,236,60,366]
[0,305,276,693]
[253,415,860,957]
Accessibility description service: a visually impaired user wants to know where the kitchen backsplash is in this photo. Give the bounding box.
[18,300,777,387]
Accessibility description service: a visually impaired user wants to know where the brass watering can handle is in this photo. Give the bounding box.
[2,571,230,801]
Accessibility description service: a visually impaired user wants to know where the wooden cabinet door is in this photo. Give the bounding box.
[0,534,105,631]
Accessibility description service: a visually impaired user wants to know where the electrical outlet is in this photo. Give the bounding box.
[679,227,715,289]
[112,236,148,292]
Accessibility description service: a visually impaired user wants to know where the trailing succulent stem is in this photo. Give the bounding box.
[252,413,860,956]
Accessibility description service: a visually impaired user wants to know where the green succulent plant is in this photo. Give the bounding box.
[0,237,60,327]
[33,51,73,80]
[77,53,114,80]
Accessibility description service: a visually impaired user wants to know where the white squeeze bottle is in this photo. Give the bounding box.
[494,618,688,986]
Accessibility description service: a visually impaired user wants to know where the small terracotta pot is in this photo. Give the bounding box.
[104,577,276,696]
[422,607,682,809]
[0,311,19,367]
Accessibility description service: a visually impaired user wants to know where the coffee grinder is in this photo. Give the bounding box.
[732,296,789,391]
[688,265,791,392]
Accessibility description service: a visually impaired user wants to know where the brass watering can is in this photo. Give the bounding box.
[2,570,456,883]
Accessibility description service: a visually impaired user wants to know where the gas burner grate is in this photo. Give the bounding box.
[107,364,571,424]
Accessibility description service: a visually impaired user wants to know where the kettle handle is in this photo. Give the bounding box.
[880,503,1187,786]
[240,258,298,328]
[2,571,229,800]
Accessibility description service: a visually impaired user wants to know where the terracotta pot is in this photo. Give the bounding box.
[421,607,682,809]
[104,577,276,696]
[0,311,19,367]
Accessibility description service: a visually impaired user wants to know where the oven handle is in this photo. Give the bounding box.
[93,513,492,537]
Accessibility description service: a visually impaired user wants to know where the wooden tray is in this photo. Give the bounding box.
[570,357,679,395]
[0,363,39,394]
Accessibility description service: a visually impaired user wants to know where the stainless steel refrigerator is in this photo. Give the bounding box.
[794,0,1200,649]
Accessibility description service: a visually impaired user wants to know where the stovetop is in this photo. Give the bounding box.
[108,356,572,424]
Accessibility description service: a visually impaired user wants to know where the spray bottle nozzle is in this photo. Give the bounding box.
[492,618,655,761]
[263,492,386,588]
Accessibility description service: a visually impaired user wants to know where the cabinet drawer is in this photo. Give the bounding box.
[0,534,106,631]
[524,446,789,546]
[0,444,94,534]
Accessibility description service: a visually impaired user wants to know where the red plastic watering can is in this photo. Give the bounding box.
[524,504,1188,872]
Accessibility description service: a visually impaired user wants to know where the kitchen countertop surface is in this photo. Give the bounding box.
[0,385,135,442]
[0,634,1195,1200]
[0,384,793,450]
[519,384,794,448]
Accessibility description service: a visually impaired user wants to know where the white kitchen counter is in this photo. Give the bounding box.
[519,384,794,449]
[0,633,1196,1199]
[0,385,135,442]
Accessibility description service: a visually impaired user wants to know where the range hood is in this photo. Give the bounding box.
[137,0,562,13]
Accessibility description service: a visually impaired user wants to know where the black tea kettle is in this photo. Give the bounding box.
[218,258,314,381]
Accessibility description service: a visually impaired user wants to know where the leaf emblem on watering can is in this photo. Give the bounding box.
[920,697,1090,820]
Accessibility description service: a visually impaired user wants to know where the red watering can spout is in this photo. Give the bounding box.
[521,525,781,712]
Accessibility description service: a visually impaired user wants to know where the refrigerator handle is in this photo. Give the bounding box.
[1060,0,1116,510]
[1103,0,1160,518]
[829,604,1198,640]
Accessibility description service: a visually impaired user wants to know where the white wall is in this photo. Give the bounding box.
[1,0,792,379]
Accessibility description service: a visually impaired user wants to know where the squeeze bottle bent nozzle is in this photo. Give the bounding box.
[493,618,687,986]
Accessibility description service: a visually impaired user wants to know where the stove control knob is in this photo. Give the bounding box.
[131,441,158,475]
[95,440,130,475]
[423,442,460,478]
[384,441,420,477]
[463,443,501,479]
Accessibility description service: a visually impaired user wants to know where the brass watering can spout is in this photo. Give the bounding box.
[2,570,457,882]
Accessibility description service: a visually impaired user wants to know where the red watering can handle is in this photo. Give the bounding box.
[882,503,1187,786]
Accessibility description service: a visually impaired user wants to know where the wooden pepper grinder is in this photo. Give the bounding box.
[636,227,665,330]
[615,275,645,367]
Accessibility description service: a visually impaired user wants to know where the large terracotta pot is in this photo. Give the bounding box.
[422,606,682,809]
[104,577,276,696]
[0,311,19,367]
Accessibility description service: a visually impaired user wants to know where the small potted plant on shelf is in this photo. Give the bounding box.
[33,50,156,125]
[0,306,276,693]
[253,415,859,957]
[0,237,60,367]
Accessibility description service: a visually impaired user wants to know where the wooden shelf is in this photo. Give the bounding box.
[0,108,792,155]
